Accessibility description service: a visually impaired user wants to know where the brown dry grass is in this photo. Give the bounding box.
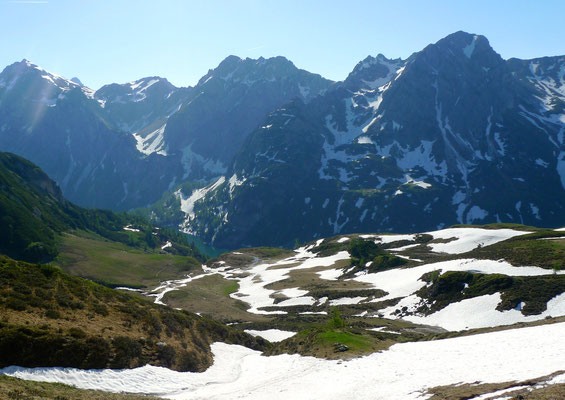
[0,375,160,400]
[162,274,268,323]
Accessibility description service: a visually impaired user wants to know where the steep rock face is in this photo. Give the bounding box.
[162,55,333,179]
[0,60,183,210]
[95,77,192,155]
[0,57,332,210]
[185,32,565,248]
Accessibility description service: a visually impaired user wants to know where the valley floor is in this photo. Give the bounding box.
[2,320,565,400]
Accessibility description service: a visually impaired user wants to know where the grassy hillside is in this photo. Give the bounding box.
[464,230,565,270]
[0,255,268,372]
[0,151,205,264]
[54,232,202,289]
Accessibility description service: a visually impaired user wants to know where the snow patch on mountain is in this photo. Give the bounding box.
[133,124,167,155]
[355,257,561,303]
[463,35,479,59]
[425,227,530,254]
[361,58,404,90]
[400,292,565,331]
[557,151,565,189]
[244,329,296,342]
[177,177,226,233]
[228,174,245,195]
[180,144,227,178]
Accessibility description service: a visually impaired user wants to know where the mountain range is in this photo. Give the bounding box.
[1,31,564,249]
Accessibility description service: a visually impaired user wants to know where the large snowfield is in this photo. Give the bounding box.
[144,227,563,330]
[2,321,565,399]
[4,227,561,398]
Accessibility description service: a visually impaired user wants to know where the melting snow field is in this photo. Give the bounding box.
[3,322,565,400]
[243,329,297,342]
[424,227,531,254]
[354,257,565,329]
[354,258,562,301]
[203,245,350,315]
[399,292,565,331]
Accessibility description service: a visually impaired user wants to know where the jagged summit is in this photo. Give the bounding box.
[196,54,306,88]
[415,30,503,69]
[344,53,405,90]
[0,59,82,92]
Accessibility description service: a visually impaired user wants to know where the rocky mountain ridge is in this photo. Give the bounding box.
[182,31,565,248]
[0,56,332,209]
[1,32,564,249]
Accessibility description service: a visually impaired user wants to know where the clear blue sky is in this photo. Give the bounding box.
[1,0,563,89]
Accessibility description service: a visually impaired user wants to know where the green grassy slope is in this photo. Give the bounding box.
[0,151,206,264]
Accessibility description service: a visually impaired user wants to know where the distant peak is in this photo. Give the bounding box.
[434,31,494,59]
[344,53,405,90]
[70,77,84,86]
[217,55,243,69]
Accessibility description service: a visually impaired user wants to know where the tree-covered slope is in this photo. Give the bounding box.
[0,151,204,263]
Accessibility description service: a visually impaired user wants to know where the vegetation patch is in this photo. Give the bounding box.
[344,238,407,276]
[54,233,201,289]
[162,274,266,324]
[267,310,394,359]
[425,371,565,400]
[0,255,268,372]
[465,230,565,270]
[0,152,206,264]
[0,375,162,400]
[310,240,349,257]
[416,271,565,316]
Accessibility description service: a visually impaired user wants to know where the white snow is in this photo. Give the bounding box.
[337,237,350,243]
[317,268,343,281]
[228,174,245,195]
[463,35,479,59]
[278,287,308,298]
[388,243,420,251]
[530,203,541,220]
[401,292,565,331]
[133,124,167,156]
[149,273,210,306]
[276,296,316,307]
[404,175,431,189]
[123,225,140,232]
[465,205,488,224]
[376,234,416,244]
[300,311,328,315]
[357,135,374,144]
[5,322,565,400]
[243,329,296,342]
[177,177,226,232]
[354,258,562,303]
[202,247,350,315]
[161,241,172,250]
[180,144,227,179]
[535,158,549,168]
[329,296,367,306]
[425,227,530,254]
